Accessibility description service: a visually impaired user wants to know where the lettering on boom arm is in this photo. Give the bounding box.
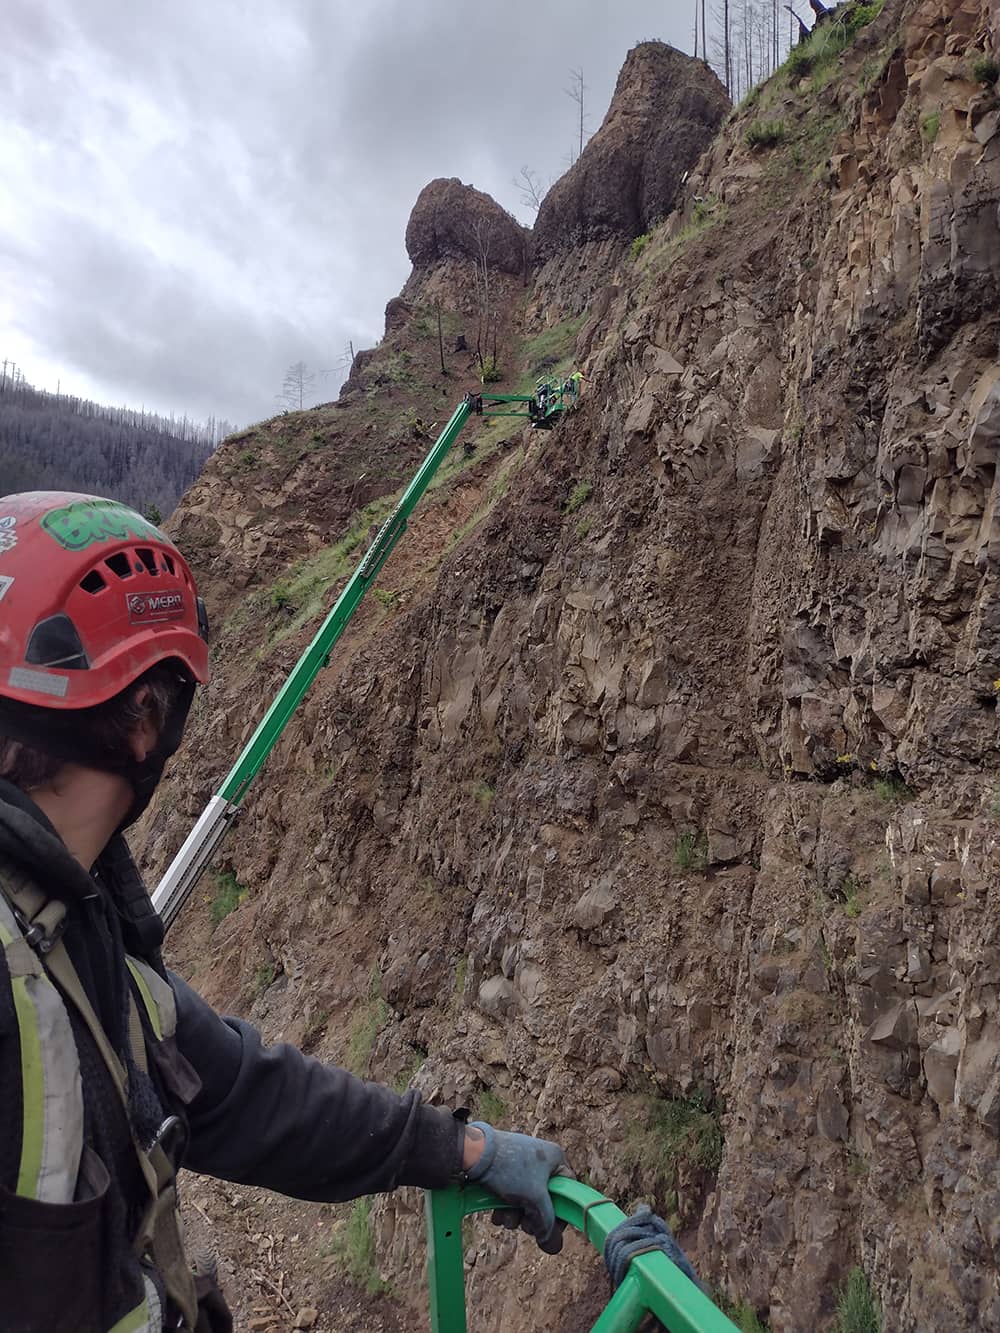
[358,507,407,579]
[41,500,171,552]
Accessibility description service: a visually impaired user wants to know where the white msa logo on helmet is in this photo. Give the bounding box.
[126,591,186,624]
[0,575,13,601]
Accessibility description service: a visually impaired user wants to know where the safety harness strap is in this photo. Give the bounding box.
[0,866,198,1331]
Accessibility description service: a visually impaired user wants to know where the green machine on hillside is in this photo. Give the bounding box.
[151,382,738,1333]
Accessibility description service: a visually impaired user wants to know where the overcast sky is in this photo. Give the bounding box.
[1,1,691,428]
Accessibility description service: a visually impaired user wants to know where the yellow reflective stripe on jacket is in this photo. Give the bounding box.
[126,956,177,1044]
[0,896,83,1204]
[127,959,163,1040]
[107,1284,159,1333]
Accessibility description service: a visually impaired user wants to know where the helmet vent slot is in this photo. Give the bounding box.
[80,570,107,594]
[105,553,133,580]
[162,554,176,575]
[25,615,90,671]
[136,548,158,576]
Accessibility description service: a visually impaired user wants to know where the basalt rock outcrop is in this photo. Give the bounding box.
[405,177,529,275]
[533,42,730,260]
[151,4,1000,1330]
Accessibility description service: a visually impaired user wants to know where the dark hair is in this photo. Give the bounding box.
[0,663,185,790]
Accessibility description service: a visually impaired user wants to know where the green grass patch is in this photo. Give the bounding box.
[345,967,392,1076]
[477,1088,508,1124]
[722,1303,769,1333]
[626,1091,723,1186]
[521,317,584,375]
[209,870,247,927]
[392,1054,424,1094]
[267,495,397,640]
[565,479,593,512]
[746,120,786,149]
[454,957,468,995]
[319,1200,388,1295]
[871,774,912,804]
[631,231,652,261]
[838,874,867,919]
[921,111,941,142]
[835,1267,881,1333]
[639,200,729,278]
[466,779,495,807]
[783,0,884,89]
[971,55,999,85]
[673,828,708,872]
[252,961,276,996]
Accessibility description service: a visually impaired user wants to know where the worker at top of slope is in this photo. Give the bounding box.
[0,491,569,1333]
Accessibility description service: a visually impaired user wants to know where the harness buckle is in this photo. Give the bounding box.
[152,1114,187,1167]
[12,904,67,955]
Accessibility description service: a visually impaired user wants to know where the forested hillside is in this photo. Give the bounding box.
[0,364,230,516]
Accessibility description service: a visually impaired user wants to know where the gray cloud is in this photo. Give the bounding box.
[2,0,691,427]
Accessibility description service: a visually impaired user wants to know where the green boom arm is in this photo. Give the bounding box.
[152,395,474,928]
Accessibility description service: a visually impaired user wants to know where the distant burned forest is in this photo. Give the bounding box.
[0,362,232,519]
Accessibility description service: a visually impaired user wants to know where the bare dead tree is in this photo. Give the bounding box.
[471,218,493,377]
[277,360,315,411]
[435,304,447,375]
[565,68,587,162]
[702,0,708,61]
[513,166,546,212]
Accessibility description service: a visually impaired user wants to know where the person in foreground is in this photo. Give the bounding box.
[0,491,568,1333]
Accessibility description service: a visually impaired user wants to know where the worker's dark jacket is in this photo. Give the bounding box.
[0,782,463,1331]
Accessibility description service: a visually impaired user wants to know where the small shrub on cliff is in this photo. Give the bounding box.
[844,0,884,37]
[252,961,275,996]
[871,773,912,804]
[835,1267,881,1333]
[921,111,941,143]
[971,55,999,86]
[673,828,708,872]
[837,874,866,919]
[566,479,593,512]
[745,120,786,149]
[631,231,652,260]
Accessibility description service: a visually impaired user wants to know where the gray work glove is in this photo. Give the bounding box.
[604,1204,701,1293]
[464,1121,571,1254]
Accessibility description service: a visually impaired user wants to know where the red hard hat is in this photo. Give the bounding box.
[0,492,210,710]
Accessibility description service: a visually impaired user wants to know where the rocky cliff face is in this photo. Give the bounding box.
[147,8,1000,1331]
[533,42,729,259]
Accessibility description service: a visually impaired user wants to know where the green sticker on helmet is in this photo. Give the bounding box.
[41,500,168,552]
